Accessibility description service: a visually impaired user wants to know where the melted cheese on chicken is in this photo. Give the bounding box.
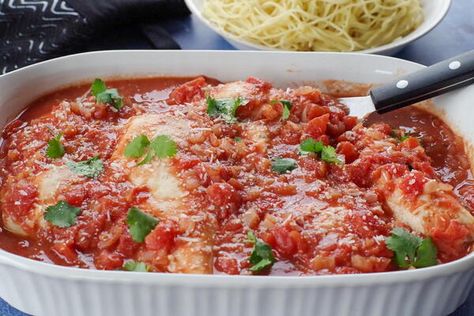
[376,170,474,240]
[112,113,215,273]
[3,165,79,236]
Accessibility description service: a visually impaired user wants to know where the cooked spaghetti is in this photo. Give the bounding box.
[202,0,424,51]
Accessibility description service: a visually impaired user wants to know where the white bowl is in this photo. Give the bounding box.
[0,51,473,316]
[185,0,452,55]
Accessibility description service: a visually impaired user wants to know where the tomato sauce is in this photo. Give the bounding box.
[0,77,473,275]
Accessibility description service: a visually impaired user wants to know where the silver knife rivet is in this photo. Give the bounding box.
[396,80,408,89]
[449,61,461,70]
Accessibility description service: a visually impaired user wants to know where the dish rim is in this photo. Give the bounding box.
[0,49,473,284]
[184,0,452,54]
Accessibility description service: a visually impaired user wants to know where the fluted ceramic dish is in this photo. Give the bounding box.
[185,0,451,55]
[0,51,473,316]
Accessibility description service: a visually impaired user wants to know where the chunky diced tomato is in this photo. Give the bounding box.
[270,226,300,258]
[246,77,272,92]
[295,87,321,104]
[305,114,329,138]
[351,255,391,273]
[307,105,329,120]
[167,77,206,105]
[74,214,106,252]
[51,243,78,264]
[311,255,336,271]
[343,116,358,130]
[2,181,38,220]
[299,156,328,179]
[337,141,359,163]
[327,120,346,137]
[215,256,240,275]
[347,160,373,187]
[431,220,471,261]
[372,123,392,135]
[62,184,87,206]
[130,186,151,205]
[176,156,201,170]
[145,221,177,253]
[400,137,420,149]
[400,171,427,198]
[116,232,140,257]
[206,182,242,220]
[95,250,124,270]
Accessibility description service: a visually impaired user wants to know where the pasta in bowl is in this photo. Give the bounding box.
[186,0,451,55]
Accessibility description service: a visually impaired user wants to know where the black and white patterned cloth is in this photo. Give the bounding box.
[0,0,190,74]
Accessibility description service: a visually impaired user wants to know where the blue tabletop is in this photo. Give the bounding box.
[1,0,473,315]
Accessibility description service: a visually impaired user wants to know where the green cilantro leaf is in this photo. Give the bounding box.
[321,146,342,164]
[386,228,438,269]
[399,134,410,142]
[91,78,107,96]
[125,135,151,158]
[127,207,159,243]
[413,238,438,268]
[206,96,247,123]
[46,134,65,159]
[137,150,154,166]
[271,158,298,174]
[44,201,81,228]
[234,137,242,143]
[386,228,420,268]
[300,138,341,164]
[280,100,292,120]
[124,134,177,165]
[66,156,104,178]
[247,231,276,272]
[96,89,123,110]
[123,260,150,272]
[300,138,324,154]
[250,258,273,272]
[150,135,177,158]
[91,79,123,110]
[206,96,219,116]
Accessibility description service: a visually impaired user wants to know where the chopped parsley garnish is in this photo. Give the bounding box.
[206,96,247,123]
[247,231,276,273]
[386,228,438,269]
[234,137,242,142]
[123,260,150,272]
[280,100,292,120]
[91,78,123,110]
[299,138,342,164]
[124,134,177,165]
[127,207,159,243]
[44,201,81,228]
[271,157,298,174]
[66,156,103,178]
[46,134,65,158]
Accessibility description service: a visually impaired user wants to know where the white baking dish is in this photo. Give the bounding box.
[0,51,473,316]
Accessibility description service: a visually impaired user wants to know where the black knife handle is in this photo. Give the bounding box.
[370,50,474,113]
